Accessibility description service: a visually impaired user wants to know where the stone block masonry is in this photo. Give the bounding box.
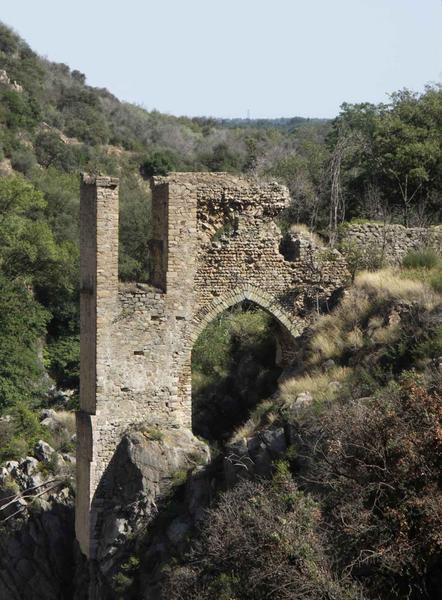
[76,172,350,558]
[340,223,442,266]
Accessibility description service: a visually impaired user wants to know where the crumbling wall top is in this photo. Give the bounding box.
[151,172,290,238]
[81,172,119,188]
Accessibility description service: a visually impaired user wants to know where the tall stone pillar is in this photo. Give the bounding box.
[150,177,198,299]
[76,174,119,558]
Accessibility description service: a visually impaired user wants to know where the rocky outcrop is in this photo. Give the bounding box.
[0,446,76,600]
[0,420,292,599]
[0,69,23,92]
[95,427,210,565]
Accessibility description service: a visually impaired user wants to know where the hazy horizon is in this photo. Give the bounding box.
[1,0,441,120]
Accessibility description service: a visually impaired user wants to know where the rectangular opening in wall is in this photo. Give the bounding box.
[134,350,145,356]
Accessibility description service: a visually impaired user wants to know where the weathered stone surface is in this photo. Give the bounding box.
[76,172,350,558]
[340,223,442,266]
[34,440,55,462]
[0,69,23,92]
[95,427,209,564]
[0,450,76,600]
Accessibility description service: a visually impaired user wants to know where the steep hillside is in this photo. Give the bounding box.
[0,21,441,600]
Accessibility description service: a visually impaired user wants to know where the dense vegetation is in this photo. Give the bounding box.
[0,21,441,600]
[162,267,442,600]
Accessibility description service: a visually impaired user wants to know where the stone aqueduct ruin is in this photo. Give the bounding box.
[76,172,349,558]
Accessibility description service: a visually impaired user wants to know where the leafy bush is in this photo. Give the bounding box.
[44,335,79,389]
[0,89,41,130]
[34,131,83,171]
[140,149,178,178]
[10,146,36,175]
[204,142,244,172]
[112,556,140,600]
[0,275,48,411]
[339,238,384,280]
[0,403,45,462]
[163,475,361,599]
[308,375,442,598]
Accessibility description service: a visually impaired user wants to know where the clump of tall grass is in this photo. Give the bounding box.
[289,223,324,247]
[430,270,442,293]
[402,249,441,270]
[231,399,277,441]
[305,269,438,368]
[279,366,351,406]
[401,249,442,295]
[356,269,439,308]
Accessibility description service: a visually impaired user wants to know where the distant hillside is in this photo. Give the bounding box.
[0,21,329,174]
[216,116,329,132]
[0,20,440,422]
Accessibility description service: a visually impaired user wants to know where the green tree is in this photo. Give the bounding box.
[329,86,442,225]
[0,89,41,130]
[140,149,178,178]
[0,275,48,411]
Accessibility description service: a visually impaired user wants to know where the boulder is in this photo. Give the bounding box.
[34,440,55,462]
[96,427,210,562]
[260,427,286,456]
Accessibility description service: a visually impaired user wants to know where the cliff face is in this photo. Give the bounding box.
[0,474,75,599]
[0,427,211,600]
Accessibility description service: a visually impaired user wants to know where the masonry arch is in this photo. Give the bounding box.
[179,286,302,440]
[190,296,292,442]
[189,285,301,346]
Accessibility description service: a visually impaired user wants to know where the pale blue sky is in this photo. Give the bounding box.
[2,0,441,118]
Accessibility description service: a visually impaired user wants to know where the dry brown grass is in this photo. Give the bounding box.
[356,269,439,308]
[289,224,324,247]
[308,288,372,364]
[280,366,351,406]
[307,269,439,367]
[49,410,76,452]
[231,400,277,441]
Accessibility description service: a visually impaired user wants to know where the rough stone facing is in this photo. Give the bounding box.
[76,172,349,558]
[340,223,442,266]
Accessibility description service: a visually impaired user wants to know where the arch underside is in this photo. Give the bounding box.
[190,284,302,345]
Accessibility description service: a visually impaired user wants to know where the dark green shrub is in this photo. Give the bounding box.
[0,403,45,462]
[35,131,79,171]
[0,90,41,130]
[140,149,178,178]
[10,146,36,175]
[204,142,243,172]
[112,556,140,599]
[44,335,79,389]
[0,275,48,411]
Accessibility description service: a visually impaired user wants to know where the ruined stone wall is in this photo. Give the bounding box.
[76,172,349,559]
[340,223,442,266]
